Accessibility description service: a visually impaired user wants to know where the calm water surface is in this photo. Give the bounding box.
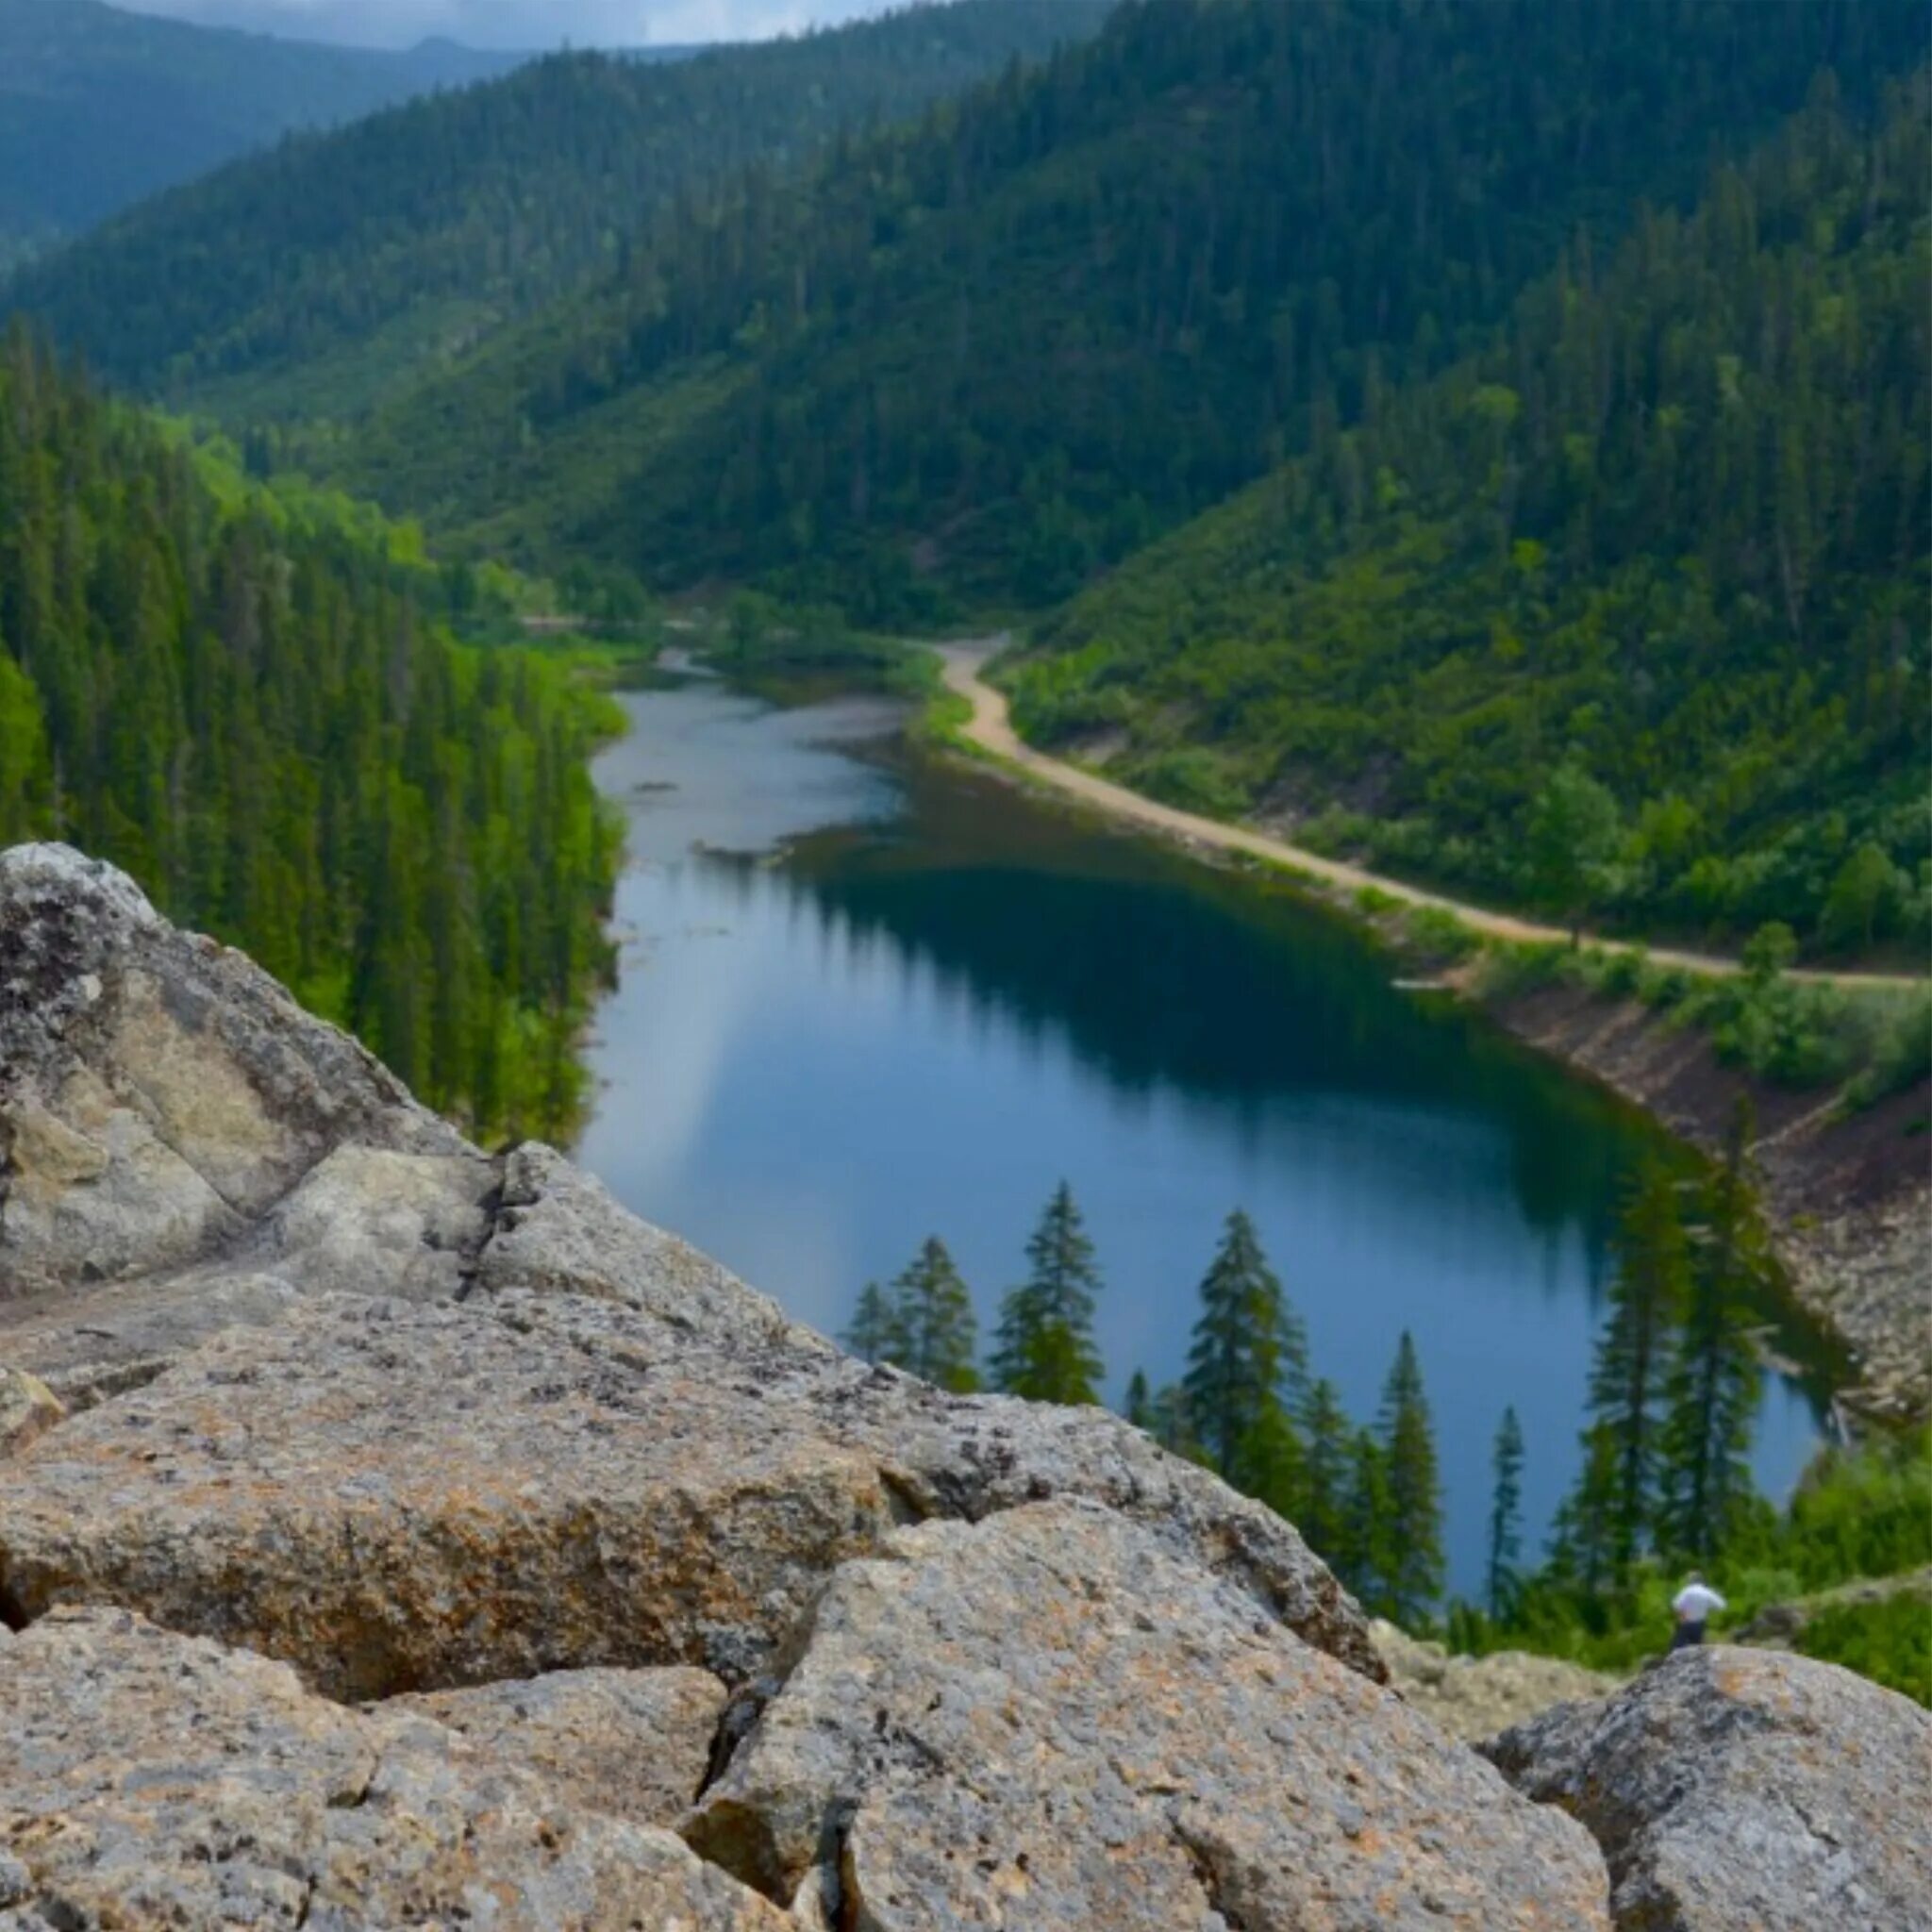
[578,675,1827,1592]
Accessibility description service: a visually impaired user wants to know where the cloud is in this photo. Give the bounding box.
[114,0,893,51]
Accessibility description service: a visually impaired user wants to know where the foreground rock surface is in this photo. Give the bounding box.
[0,1287,1373,1694]
[1373,1619,1624,1740]
[386,1666,729,1829]
[689,1501,1610,1929]
[15,844,1913,1928]
[1484,1647,1932,1930]
[0,1606,786,1931]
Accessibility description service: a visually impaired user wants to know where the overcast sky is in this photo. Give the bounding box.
[113,0,899,51]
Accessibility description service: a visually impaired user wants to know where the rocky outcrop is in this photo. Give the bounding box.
[1373,1619,1624,1740]
[688,1501,1611,1928]
[0,843,1918,1928]
[0,1606,787,1931]
[1484,1647,1932,1930]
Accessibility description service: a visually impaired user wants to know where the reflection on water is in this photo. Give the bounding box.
[578,678,1828,1592]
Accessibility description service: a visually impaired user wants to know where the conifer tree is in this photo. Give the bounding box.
[1588,1163,1690,1567]
[1147,1381,1199,1459]
[843,1281,901,1366]
[889,1236,979,1392]
[1122,1369,1154,1429]
[1660,1099,1769,1558]
[1238,1395,1307,1525]
[1486,1407,1524,1618]
[991,1182,1105,1405]
[1182,1209,1307,1484]
[1339,1427,1392,1616]
[1376,1331,1445,1624]
[1297,1377,1354,1563]
[1549,1422,1622,1601]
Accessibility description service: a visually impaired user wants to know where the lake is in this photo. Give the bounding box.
[577,671,1829,1594]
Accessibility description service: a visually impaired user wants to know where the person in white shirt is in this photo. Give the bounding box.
[1670,1572,1726,1650]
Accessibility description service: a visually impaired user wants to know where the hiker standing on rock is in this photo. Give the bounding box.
[1670,1572,1726,1650]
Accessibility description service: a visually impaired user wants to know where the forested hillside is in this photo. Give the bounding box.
[0,325,617,1138]
[3,0,1113,422]
[1009,79,1931,948]
[323,0,1924,621]
[0,0,523,266]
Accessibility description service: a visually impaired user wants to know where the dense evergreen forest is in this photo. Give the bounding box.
[0,0,522,262]
[2,0,1112,422]
[1011,80,1931,945]
[315,0,1922,623]
[0,327,618,1139]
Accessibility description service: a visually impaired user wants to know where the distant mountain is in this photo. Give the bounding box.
[317,0,1926,625]
[0,0,526,258]
[4,0,1115,420]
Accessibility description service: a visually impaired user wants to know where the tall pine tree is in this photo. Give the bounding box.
[1376,1331,1445,1624]
[1487,1407,1525,1619]
[991,1182,1105,1406]
[1660,1099,1769,1558]
[1297,1377,1354,1566]
[1182,1209,1308,1488]
[888,1236,979,1392]
[1588,1163,1690,1567]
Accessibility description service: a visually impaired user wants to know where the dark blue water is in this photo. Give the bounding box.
[578,675,1828,1595]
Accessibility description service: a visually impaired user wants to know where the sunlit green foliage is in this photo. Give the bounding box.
[0,326,618,1141]
[1016,77,1931,946]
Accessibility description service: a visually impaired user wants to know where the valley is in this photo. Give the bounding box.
[0,0,1927,1846]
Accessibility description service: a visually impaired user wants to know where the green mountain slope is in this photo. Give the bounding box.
[4,0,1113,422]
[325,0,1926,621]
[0,324,618,1139]
[0,0,525,263]
[1008,78,1931,950]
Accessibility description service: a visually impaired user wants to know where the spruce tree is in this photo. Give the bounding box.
[1659,1099,1768,1558]
[1339,1427,1391,1616]
[1297,1377,1354,1564]
[1237,1395,1306,1524]
[1182,1209,1307,1484]
[1376,1331,1445,1624]
[1123,1369,1154,1429]
[843,1281,902,1366]
[1486,1407,1524,1619]
[1549,1422,1622,1602]
[1588,1163,1690,1567]
[990,1182,1105,1405]
[1148,1381,1199,1459]
[890,1236,979,1392]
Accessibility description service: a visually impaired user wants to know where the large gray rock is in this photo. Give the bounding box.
[0,1605,787,1931]
[1483,1646,1932,1930]
[0,1288,1375,1696]
[687,1501,1611,1929]
[0,844,469,1294]
[385,1665,729,1829]
[476,1141,808,1347]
